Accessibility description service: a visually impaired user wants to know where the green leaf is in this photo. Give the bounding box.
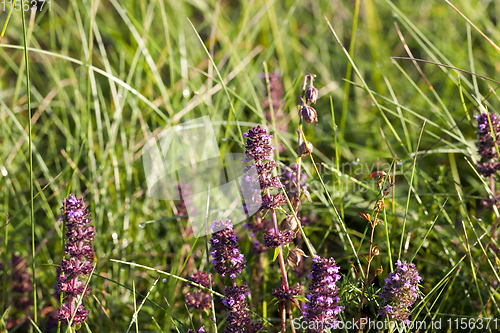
[272,247,280,262]
[294,295,309,303]
[283,245,290,260]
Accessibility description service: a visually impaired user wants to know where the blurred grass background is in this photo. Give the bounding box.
[1,0,500,331]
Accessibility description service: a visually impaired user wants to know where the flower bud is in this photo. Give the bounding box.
[305,86,319,104]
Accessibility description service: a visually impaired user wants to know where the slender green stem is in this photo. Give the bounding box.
[340,0,360,134]
[399,121,426,259]
[0,0,14,43]
[21,8,36,325]
[204,184,218,333]
[270,202,292,333]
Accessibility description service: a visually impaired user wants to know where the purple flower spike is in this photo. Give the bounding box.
[476,112,500,176]
[272,283,301,301]
[57,194,95,327]
[379,260,422,322]
[263,229,295,248]
[185,271,212,311]
[302,256,343,332]
[209,220,246,279]
[243,126,285,211]
[222,284,263,333]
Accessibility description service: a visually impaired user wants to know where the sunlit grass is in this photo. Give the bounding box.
[1,0,500,332]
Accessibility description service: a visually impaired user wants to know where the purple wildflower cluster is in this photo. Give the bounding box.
[302,256,343,331]
[223,284,264,333]
[222,284,251,332]
[210,219,246,279]
[209,219,263,333]
[260,72,285,114]
[185,271,212,310]
[272,282,301,301]
[57,195,95,327]
[263,229,295,248]
[476,112,500,176]
[11,254,33,313]
[244,126,286,210]
[379,260,422,322]
[188,271,212,287]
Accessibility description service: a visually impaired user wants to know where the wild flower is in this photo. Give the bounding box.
[185,271,212,310]
[272,283,301,302]
[243,126,286,210]
[210,219,263,332]
[57,194,95,327]
[302,256,343,331]
[222,284,264,333]
[222,284,251,332]
[475,112,500,176]
[188,271,212,288]
[11,254,33,312]
[379,260,422,323]
[1,254,33,330]
[210,219,246,279]
[260,72,285,114]
[263,229,295,248]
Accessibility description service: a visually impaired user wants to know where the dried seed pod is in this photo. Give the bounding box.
[290,191,301,212]
[375,200,384,211]
[370,170,388,188]
[302,188,312,202]
[287,248,307,268]
[300,105,318,125]
[382,185,393,198]
[359,212,372,222]
[305,86,319,104]
[280,214,298,232]
[298,140,313,157]
[370,170,387,179]
[299,96,318,125]
[302,73,315,90]
[372,246,380,257]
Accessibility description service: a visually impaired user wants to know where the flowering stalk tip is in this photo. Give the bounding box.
[379,260,422,323]
[209,219,246,279]
[475,112,500,176]
[57,194,95,327]
[302,256,343,331]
